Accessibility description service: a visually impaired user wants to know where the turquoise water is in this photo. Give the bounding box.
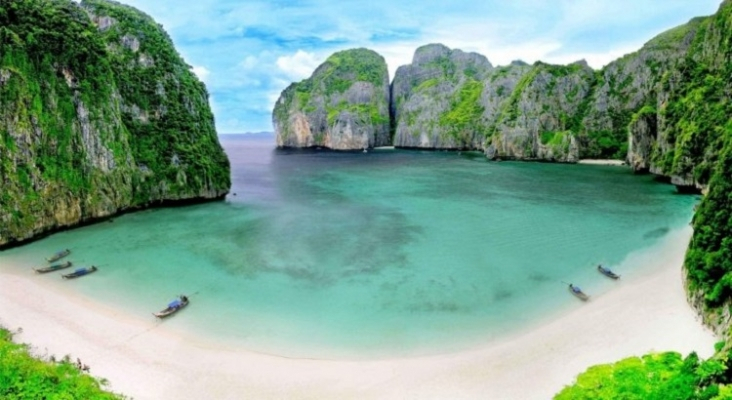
[0,135,698,358]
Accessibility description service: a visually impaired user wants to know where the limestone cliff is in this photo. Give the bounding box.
[391,44,493,149]
[273,48,390,150]
[665,0,732,330]
[485,61,594,162]
[390,46,596,161]
[275,10,720,173]
[0,0,230,247]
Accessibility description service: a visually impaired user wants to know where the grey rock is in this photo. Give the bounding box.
[392,43,493,150]
[273,48,390,150]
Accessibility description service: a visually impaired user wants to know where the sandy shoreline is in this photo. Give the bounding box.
[0,226,717,400]
[578,159,627,166]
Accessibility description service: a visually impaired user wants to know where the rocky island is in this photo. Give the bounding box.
[273,48,391,150]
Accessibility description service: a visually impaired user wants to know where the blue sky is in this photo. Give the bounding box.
[109,0,722,133]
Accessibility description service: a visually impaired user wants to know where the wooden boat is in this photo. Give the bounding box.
[153,296,189,318]
[62,266,97,279]
[34,261,73,274]
[569,284,589,301]
[47,249,71,263]
[597,265,620,279]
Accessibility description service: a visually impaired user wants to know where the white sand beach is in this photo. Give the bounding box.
[0,226,717,400]
[578,159,627,166]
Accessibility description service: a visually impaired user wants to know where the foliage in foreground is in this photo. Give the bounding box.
[0,328,125,399]
[555,351,732,400]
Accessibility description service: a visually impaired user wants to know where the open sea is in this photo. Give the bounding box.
[0,134,698,358]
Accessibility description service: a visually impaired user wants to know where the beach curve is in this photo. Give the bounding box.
[0,226,717,400]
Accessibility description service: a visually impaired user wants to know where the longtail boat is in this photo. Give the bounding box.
[153,296,189,318]
[569,284,589,301]
[34,261,73,274]
[62,266,97,279]
[597,265,620,279]
[47,249,71,263]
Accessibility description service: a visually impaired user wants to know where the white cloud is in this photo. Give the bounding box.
[217,117,251,134]
[267,90,283,109]
[114,0,721,133]
[239,55,259,71]
[191,66,210,82]
[276,50,321,81]
[369,42,421,79]
[543,44,643,69]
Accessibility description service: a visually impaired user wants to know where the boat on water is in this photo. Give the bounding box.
[597,265,620,279]
[47,249,71,263]
[569,284,589,301]
[34,261,73,274]
[153,295,189,318]
[62,266,97,279]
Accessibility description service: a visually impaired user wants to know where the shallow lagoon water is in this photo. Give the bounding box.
[0,135,697,358]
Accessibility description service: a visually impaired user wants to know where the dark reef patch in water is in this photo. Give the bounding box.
[643,227,670,240]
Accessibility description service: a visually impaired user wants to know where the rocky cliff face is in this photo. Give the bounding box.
[273,48,390,150]
[273,8,725,176]
[391,44,493,149]
[390,46,596,161]
[485,61,595,162]
[0,0,230,247]
[585,17,709,190]
[663,0,732,331]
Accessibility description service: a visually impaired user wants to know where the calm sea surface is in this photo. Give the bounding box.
[0,134,697,358]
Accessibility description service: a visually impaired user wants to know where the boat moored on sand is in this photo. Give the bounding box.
[569,284,589,301]
[34,261,73,273]
[597,265,620,279]
[153,295,190,318]
[62,266,97,279]
[47,249,71,263]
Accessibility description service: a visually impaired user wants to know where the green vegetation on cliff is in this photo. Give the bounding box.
[273,48,390,149]
[655,64,727,183]
[388,17,711,162]
[686,137,732,306]
[321,48,387,95]
[439,79,485,146]
[560,1,732,397]
[81,0,230,203]
[0,0,230,247]
[652,4,732,307]
[0,328,125,399]
[390,44,493,149]
[498,66,540,123]
[645,16,708,50]
[0,0,130,242]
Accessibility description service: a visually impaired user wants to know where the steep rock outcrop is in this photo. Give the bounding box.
[391,44,493,149]
[273,48,390,150]
[627,106,658,172]
[485,61,595,162]
[0,0,230,247]
[390,45,594,161]
[661,1,732,329]
[83,0,230,201]
[382,15,722,170]
[579,24,698,160]
[271,5,728,179]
